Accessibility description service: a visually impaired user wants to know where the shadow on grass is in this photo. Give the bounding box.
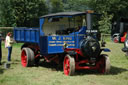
[36,62,128,76]
[109,66,128,75]
[37,61,63,71]
[75,69,98,76]
[11,59,21,64]
[14,59,20,62]
[75,66,128,76]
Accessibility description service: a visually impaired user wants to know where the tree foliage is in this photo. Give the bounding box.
[11,0,48,27]
[0,0,48,27]
[0,0,15,27]
[98,12,113,34]
[63,0,88,11]
[50,0,64,13]
[86,0,128,33]
[0,0,128,33]
[86,0,114,33]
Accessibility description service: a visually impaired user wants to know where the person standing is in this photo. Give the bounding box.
[5,32,13,62]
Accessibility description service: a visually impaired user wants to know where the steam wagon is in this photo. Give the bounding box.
[14,10,111,76]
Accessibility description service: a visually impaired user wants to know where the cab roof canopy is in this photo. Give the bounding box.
[40,12,87,18]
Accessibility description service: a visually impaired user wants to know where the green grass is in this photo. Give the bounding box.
[0,41,128,85]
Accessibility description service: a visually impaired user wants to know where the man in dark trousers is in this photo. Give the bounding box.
[0,32,2,65]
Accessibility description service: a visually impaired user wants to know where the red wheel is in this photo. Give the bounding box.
[113,37,119,43]
[97,54,111,74]
[63,55,75,76]
[21,48,34,67]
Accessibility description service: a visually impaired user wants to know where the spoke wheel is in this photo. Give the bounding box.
[63,55,75,76]
[97,54,111,74]
[21,48,35,67]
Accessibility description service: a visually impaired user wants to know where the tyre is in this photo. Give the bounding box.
[97,54,111,74]
[63,54,75,76]
[21,48,35,67]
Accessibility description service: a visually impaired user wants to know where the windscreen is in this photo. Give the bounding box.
[42,16,86,35]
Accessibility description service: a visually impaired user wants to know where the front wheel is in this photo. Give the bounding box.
[97,54,111,74]
[63,54,75,76]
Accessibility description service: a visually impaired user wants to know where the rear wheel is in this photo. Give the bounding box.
[63,54,75,76]
[21,48,35,67]
[97,54,111,74]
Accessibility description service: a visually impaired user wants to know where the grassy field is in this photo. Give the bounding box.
[0,41,128,85]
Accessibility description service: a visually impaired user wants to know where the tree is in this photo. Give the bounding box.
[109,0,128,21]
[51,0,64,13]
[98,12,113,34]
[0,0,15,27]
[85,0,115,33]
[86,0,128,34]
[0,0,48,27]
[11,0,48,27]
[63,0,88,11]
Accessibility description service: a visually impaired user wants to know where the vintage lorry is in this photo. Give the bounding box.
[14,10,111,76]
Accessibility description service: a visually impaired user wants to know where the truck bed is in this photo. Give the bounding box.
[14,27,40,43]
